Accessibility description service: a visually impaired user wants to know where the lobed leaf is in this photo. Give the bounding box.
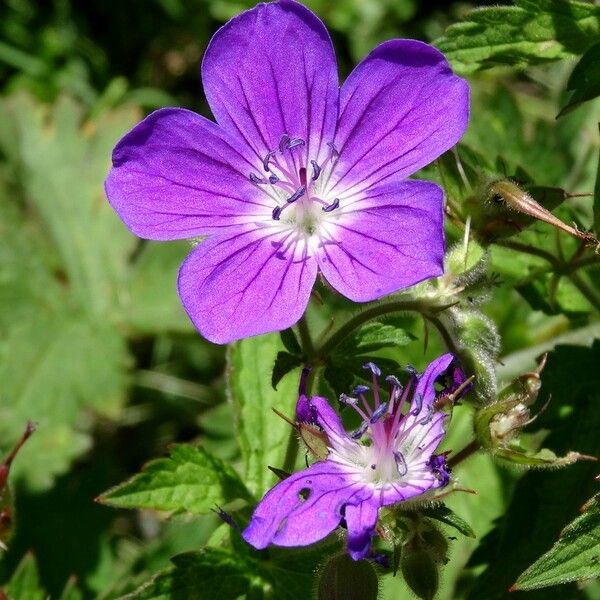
[99,444,252,513]
[435,0,600,75]
[513,494,600,590]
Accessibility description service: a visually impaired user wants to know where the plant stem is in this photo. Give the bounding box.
[447,440,481,469]
[297,314,315,360]
[493,239,560,268]
[315,298,452,358]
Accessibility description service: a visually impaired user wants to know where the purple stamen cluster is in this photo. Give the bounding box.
[243,353,467,560]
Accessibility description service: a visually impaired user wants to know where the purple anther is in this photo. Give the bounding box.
[310,160,321,181]
[429,455,450,485]
[362,362,381,377]
[287,185,306,204]
[249,173,265,184]
[351,420,369,439]
[263,151,275,172]
[405,365,418,377]
[412,393,423,415]
[272,206,283,221]
[419,405,435,425]
[370,402,388,424]
[353,385,370,395]
[279,134,291,153]
[394,451,408,476]
[385,375,402,388]
[322,198,340,213]
[339,393,358,406]
[287,137,305,150]
[327,141,339,159]
[269,174,279,184]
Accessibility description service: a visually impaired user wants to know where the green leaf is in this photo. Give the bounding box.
[2,553,46,600]
[338,321,415,354]
[467,341,600,599]
[435,0,600,75]
[419,505,477,539]
[272,351,303,390]
[558,42,600,117]
[227,334,301,496]
[124,242,192,334]
[99,444,251,513]
[513,494,600,590]
[280,328,302,355]
[121,549,251,600]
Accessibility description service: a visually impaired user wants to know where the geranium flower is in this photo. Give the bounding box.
[243,353,466,560]
[105,0,469,343]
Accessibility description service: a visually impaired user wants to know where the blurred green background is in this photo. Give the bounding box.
[0,0,599,598]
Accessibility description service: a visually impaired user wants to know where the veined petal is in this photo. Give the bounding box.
[310,395,348,443]
[317,180,444,302]
[414,353,456,412]
[344,499,379,560]
[243,461,371,549]
[202,0,339,167]
[177,226,317,343]
[105,108,268,240]
[327,40,468,198]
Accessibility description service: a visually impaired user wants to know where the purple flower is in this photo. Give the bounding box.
[243,353,463,560]
[105,0,469,344]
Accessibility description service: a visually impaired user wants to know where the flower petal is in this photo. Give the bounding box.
[414,353,456,412]
[317,180,444,302]
[105,108,269,240]
[327,40,469,198]
[344,499,380,560]
[178,227,317,343]
[310,396,347,442]
[243,461,371,550]
[202,0,339,166]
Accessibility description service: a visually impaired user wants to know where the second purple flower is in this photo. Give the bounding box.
[105,0,469,343]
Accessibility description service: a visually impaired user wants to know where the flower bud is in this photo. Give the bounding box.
[400,537,440,600]
[317,552,379,600]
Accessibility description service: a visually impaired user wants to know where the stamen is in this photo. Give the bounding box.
[322,198,340,213]
[279,134,291,153]
[405,365,418,377]
[287,186,306,204]
[412,394,423,415]
[339,393,358,406]
[249,173,265,184]
[394,451,408,476]
[351,420,369,439]
[363,362,381,377]
[385,375,402,387]
[272,206,283,221]
[269,174,279,184]
[263,151,275,172]
[327,141,340,160]
[419,405,435,425]
[370,402,388,424]
[310,160,322,181]
[353,385,370,395]
[287,137,305,149]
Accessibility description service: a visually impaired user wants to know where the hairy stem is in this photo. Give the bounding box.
[569,271,600,313]
[447,440,481,469]
[297,314,315,359]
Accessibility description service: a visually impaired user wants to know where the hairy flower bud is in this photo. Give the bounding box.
[317,553,379,600]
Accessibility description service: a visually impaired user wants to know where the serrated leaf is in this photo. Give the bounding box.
[280,328,302,355]
[558,41,600,117]
[121,549,251,600]
[420,505,477,539]
[2,553,46,600]
[435,0,600,75]
[227,334,301,495]
[100,444,251,513]
[272,351,303,390]
[513,494,600,590]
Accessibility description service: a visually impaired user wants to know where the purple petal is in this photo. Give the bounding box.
[317,180,444,302]
[105,108,268,240]
[414,353,456,413]
[295,394,317,424]
[202,0,339,167]
[344,499,379,561]
[243,461,371,549]
[327,40,469,198]
[177,227,317,343]
[310,396,348,445]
